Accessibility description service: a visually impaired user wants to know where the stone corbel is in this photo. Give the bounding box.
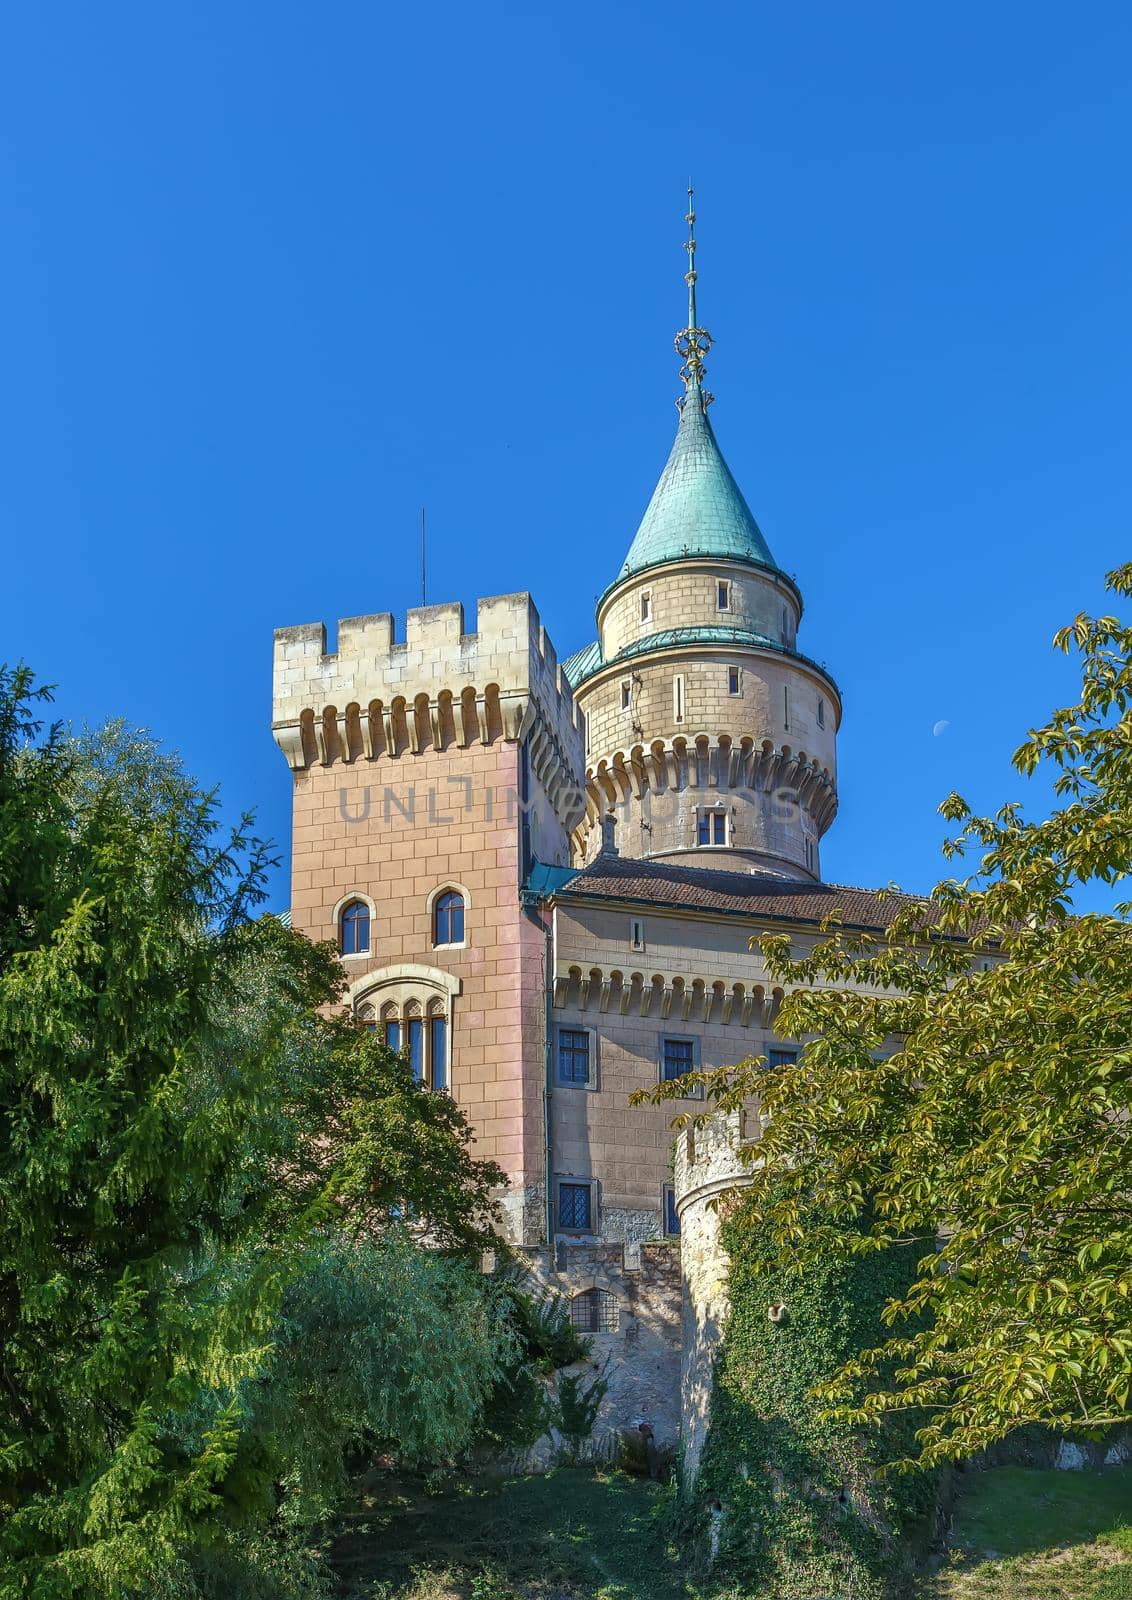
[661,985,674,1020]
[274,724,307,771]
[552,974,570,1008]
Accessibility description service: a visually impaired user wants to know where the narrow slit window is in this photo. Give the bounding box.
[673,674,686,724]
[727,666,741,696]
[717,580,730,610]
[630,917,645,952]
[664,1185,680,1236]
[817,697,825,729]
[640,591,652,624]
[621,680,632,711]
[783,685,790,729]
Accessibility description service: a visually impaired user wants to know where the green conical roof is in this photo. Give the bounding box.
[616,377,778,582]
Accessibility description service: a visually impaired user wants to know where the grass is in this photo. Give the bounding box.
[328,1466,707,1600]
[925,1465,1132,1600]
[328,1461,1132,1600]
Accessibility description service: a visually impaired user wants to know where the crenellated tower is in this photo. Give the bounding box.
[566,191,840,879]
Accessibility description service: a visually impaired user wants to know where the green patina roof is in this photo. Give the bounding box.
[615,377,779,583]
[562,626,840,694]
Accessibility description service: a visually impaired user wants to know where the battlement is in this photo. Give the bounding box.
[272,593,585,806]
[673,1109,759,1217]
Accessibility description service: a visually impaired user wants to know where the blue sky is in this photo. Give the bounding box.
[2,3,1128,912]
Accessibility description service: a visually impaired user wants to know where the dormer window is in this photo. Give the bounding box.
[717,580,730,611]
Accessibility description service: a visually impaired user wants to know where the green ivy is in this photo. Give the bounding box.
[687,1194,941,1599]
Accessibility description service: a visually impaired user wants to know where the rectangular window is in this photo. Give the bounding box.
[640,591,652,624]
[558,1180,593,1232]
[717,579,730,610]
[629,917,645,952]
[407,1018,424,1082]
[661,1036,697,1083]
[583,711,590,754]
[673,674,686,723]
[430,1015,448,1091]
[620,680,632,711]
[784,685,790,729]
[664,1185,680,1236]
[817,697,825,729]
[385,1020,401,1053]
[768,1047,798,1069]
[727,666,741,695]
[557,1027,592,1087]
[697,808,727,846]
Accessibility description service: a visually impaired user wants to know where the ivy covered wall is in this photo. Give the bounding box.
[685,1196,941,1599]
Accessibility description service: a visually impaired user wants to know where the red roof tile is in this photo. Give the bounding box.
[552,854,934,931]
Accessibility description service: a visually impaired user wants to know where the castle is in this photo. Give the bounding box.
[271,197,911,1458]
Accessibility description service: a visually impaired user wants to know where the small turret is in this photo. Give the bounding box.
[568,191,840,879]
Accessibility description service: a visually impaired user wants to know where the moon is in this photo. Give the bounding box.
[932,719,950,737]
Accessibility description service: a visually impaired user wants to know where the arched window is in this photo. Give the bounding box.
[569,1288,619,1333]
[339,899,370,956]
[428,1001,448,1092]
[404,1001,424,1083]
[433,890,465,947]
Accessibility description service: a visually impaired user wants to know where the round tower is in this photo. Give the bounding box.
[568,192,840,879]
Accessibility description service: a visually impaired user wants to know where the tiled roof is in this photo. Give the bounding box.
[614,376,781,584]
[550,853,934,931]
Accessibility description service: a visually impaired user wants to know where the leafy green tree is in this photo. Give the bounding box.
[0,670,505,1596]
[646,568,1132,1467]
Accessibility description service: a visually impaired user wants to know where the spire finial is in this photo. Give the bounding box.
[675,180,713,406]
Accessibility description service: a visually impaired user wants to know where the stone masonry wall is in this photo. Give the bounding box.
[511,1240,683,1468]
[673,1110,754,1485]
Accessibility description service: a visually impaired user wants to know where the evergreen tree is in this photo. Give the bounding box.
[0,669,504,1596]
